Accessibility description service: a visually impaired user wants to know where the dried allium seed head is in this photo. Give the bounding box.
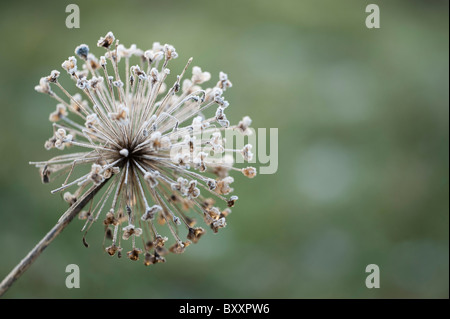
[154,235,168,248]
[109,104,129,124]
[31,32,256,266]
[169,241,191,254]
[217,71,232,91]
[164,44,178,60]
[75,44,89,60]
[78,210,91,220]
[88,76,104,90]
[118,44,137,59]
[63,192,77,206]
[202,198,216,210]
[61,56,77,75]
[35,77,52,95]
[49,104,67,122]
[106,244,119,256]
[127,248,143,261]
[191,66,211,84]
[220,208,232,218]
[206,178,216,191]
[237,116,252,135]
[103,210,118,226]
[87,53,101,70]
[216,176,234,195]
[122,224,143,240]
[143,170,160,188]
[187,227,205,243]
[211,217,227,233]
[47,70,60,83]
[227,195,238,208]
[141,205,161,221]
[242,166,257,178]
[97,32,115,49]
[205,207,221,223]
[144,252,166,266]
[241,144,254,161]
[89,164,104,185]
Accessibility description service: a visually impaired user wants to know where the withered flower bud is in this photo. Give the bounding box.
[30,32,256,268]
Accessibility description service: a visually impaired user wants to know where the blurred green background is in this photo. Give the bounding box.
[0,0,448,298]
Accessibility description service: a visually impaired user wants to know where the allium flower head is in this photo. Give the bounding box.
[32,32,256,265]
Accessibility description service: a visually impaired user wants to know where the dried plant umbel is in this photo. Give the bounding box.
[0,32,256,295]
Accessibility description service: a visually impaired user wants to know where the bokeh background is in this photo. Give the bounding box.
[0,0,448,298]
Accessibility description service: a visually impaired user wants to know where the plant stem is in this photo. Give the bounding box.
[0,181,107,297]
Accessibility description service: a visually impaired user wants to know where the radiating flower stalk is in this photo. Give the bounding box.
[26,32,256,268]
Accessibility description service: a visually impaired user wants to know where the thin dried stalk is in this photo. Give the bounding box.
[0,181,107,297]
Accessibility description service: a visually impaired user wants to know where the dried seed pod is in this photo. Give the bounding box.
[31,32,256,267]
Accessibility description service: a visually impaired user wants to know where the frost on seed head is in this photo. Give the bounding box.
[61,56,77,75]
[97,31,115,49]
[237,116,252,135]
[215,107,229,128]
[217,71,232,91]
[216,177,234,195]
[192,116,210,132]
[75,44,89,60]
[45,128,72,150]
[213,88,229,108]
[163,44,178,60]
[144,170,160,188]
[141,205,162,221]
[241,144,254,161]
[169,241,190,254]
[209,132,225,154]
[148,131,171,150]
[88,76,104,90]
[85,113,99,130]
[187,180,200,199]
[144,49,164,64]
[122,224,143,240]
[89,164,104,185]
[191,66,211,84]
[242,166,257,178]
[35,77,52,95]
[193,152,208,172]
[118,44,138,58]
[47,70,60,83]
[227,195,238,208]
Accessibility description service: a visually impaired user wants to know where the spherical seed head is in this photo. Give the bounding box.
[32,32,256,266]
